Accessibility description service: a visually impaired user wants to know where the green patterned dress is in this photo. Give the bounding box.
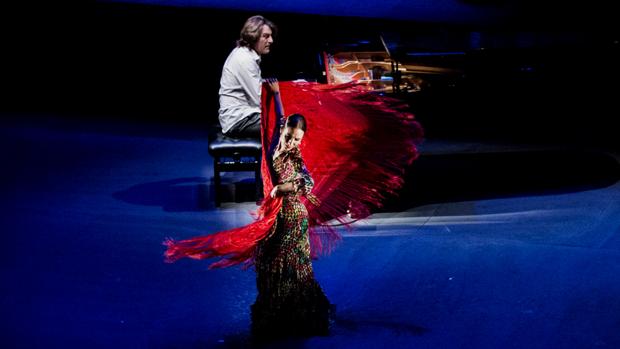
[251,146,332,339]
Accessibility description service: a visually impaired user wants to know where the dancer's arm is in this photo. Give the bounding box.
[270,151,315,198]
[267,78,288,161]
[270,180,300,198]
[266,78,287,198]
[266,78,285,124]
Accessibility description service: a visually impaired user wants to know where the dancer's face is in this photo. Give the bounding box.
[281,127,304,151]
[253,24,273,55]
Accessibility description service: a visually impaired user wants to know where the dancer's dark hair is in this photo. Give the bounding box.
[286,113,307,132]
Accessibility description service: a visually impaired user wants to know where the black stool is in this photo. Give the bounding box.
[208,126,263,207]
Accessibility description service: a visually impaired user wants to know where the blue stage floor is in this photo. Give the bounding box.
[2,117,619,348]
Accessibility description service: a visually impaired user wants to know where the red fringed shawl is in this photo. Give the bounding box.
[164,81,424,269]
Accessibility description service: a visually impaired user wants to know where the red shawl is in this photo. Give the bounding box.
[164,81,423,269]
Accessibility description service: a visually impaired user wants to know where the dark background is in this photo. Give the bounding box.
[3,1,619,148]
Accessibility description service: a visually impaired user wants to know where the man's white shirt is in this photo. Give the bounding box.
[218,46,262,134]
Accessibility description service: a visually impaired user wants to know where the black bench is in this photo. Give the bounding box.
[208,126,263,207]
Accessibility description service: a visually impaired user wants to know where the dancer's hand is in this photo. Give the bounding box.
[270,185,279,198]
[266,78,279,94]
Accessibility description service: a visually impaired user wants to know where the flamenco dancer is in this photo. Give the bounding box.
[164,77,423,340]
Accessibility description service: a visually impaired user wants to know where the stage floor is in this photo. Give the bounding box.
[2,116,619,348]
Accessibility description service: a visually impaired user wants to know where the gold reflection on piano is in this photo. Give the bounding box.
[324,50,461,93]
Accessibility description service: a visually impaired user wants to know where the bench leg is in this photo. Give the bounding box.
[255,154,263,204]
[214,158,221,207]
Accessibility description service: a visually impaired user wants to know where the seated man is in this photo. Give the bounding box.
[218,15,277,139]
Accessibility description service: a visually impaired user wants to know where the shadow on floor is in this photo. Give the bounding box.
[382,148,620,212]
[113,176,259,211]
[113,149,619,213]
[112,177,211,211]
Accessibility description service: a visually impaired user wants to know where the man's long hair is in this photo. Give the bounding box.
[237,15,277,48]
